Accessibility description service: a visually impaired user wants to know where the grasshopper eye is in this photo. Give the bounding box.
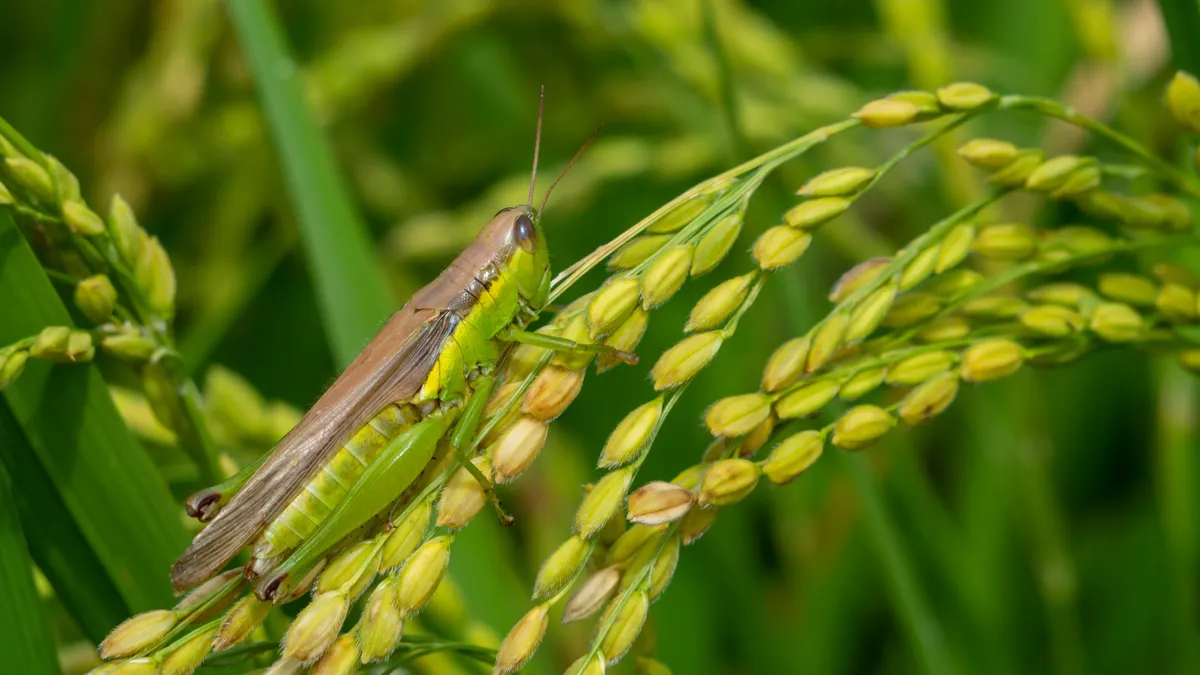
[514,213,538,253]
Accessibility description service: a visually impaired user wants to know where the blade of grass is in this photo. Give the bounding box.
[225,0,393,368]
[0,399,131,643]
[0,461,59,675]
[1155,0,1200,74]
[0,213,189,614]
[840,451,957,675]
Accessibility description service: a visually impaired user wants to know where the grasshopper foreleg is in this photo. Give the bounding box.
[446,373,515,525]
[500,327,638,365]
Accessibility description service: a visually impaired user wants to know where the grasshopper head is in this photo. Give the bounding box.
[487,204,550,310]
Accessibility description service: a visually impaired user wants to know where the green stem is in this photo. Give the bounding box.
[700,0,748,160]
[1154,0,1200,75]
[999,96,1200,199]
[1154,363,1200,670]
[841,452,956,675]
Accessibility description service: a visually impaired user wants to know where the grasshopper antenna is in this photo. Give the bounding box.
[540,124,602,217]
[529,85,545,207]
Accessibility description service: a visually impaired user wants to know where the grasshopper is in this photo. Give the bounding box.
[170,95,630,602]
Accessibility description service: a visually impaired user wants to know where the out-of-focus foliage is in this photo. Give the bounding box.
[1,0,1198,674]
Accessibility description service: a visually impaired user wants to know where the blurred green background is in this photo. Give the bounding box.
[2,0,1198,673]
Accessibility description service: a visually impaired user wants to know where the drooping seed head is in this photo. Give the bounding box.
[853,98,920,128]
[648,536,683,600]
[66,331,95,362]
[918,317,971,342]
[641,244,693,309]
[4,156,55,203]
[1019,305,1085,337]
[845,284,898,343]
[806,313,850,372]
[311,634,359,675]
[882,292,943,328]
[626,481,694,526]
[1156,283,1196,323]
[988,149,1043,186]
[99,609,177,659]
[1088,302,1144,342]
[381,501,432,570]
[317,541,379,598]
[752,225,813,270]
[1098,273,1158,307]
[437,455,491,529]
[774,379,841,420]
[359,578,404,662]
[30,326,70,360]
[935,224,976,273]
[739,413,775,456]
[705,393,771,438]
[575,469,635,538]
[680,505,718,544]
[213,594,271,651]
[1166,70,1200,133]
[608,235,672,271]
[797,167,875,197]
[699,458,760,506]
[598,591,650,664]
[563,566,621,624]
[648,194,712,233]
[283,592,349,663]
[606,524,666,566]
[886,351,957,386]
[101,331,157,362]
[160,626,217,675]
[588,278,641,339]
[936,82,997,110]
[63,200,107,236]
[961,338,1025,382]
[495,603,550,674]
[1049,164,1101,199]
[687,273,755,332]
[762,431,824,485]
[396,536,452,615]
[598,306,649,373]
[523,365,585,421]
[963,295,1028,320]
[761,337,810,392]
[898,372,960,425]
[566,653,608,675]
[783,197,851,230]
[492,416,550,482]
[832,405,896,450]
[898,247,939,290]
[600,397,663,468]
[1024,155,1086,192]
[691,213,744,276]
[972,222,1038,261]
[838,367,886,400]
[651,332,723,390]
[829,257,891,302]
[957,139,1018,169]
[534,535,590,599]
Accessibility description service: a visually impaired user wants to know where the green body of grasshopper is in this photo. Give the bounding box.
[171,202,566,600]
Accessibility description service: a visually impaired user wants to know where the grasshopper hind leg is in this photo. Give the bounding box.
[184,450,271,522]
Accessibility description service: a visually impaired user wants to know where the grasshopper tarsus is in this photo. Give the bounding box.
[614,349,639,366]
[184,489,222,522]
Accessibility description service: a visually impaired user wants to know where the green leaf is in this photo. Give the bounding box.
[0,213,189,616]
[0,400,130,643]
[226,0,394,367]
[0,460,59,675]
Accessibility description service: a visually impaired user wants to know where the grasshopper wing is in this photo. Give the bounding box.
[170,306,457,591]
